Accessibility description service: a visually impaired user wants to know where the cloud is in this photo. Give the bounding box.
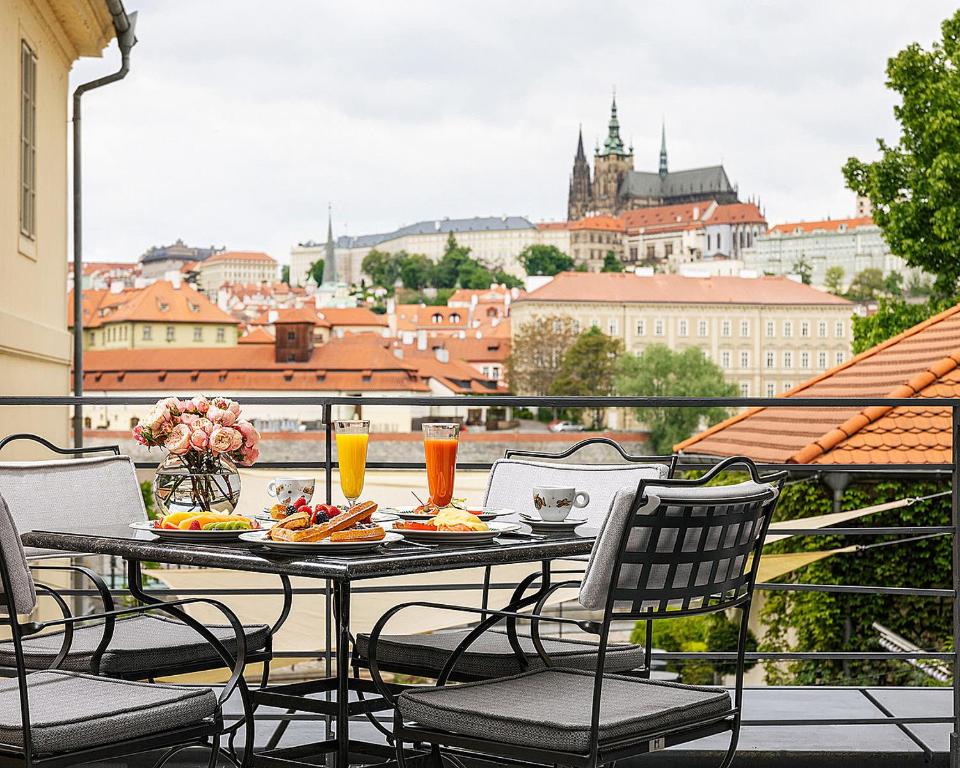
[71,0,956,265]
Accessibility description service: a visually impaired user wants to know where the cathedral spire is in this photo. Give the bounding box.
[599,92,627,156]
[322,204,337,284]
[659,119,668,177]
[575,124,585,160]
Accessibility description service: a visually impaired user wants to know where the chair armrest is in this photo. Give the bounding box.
[28,584,74,671]
[25,597,247,705]
[29,564,115,613]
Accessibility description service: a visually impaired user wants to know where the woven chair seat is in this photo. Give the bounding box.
[398,667,732,754]
[0,669,217,754]
[0,614,269,677]
[356,629,645,679]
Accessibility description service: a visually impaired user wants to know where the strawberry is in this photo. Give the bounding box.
[293,497,308,509]
[188,520,202,530]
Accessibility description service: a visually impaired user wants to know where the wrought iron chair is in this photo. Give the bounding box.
[352,438,676,683]
[0,434,293,759]
[369,456,784,768]
[0,491,248,768]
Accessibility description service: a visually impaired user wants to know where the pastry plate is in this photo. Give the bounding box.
[257,509,398,524]
[519,513,587,533]
[391,521,520,544]
[389,506,514,522]
[130,520,269,543]
[238,530,402,554]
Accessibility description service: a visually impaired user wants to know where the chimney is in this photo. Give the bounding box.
[169,273,182,289]
[693,206,700,220]
[417,329,427,351]
[109,280,124,294]
[268,309,278,324]
[274,320,314,363]
[386,297,396,314]
[435,348,449,363]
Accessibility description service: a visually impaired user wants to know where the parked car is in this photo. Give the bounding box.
[548,420,586,433]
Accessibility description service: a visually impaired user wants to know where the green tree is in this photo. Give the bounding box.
[518,244,576,276]
[843,10,960,299]
[493,269,524,289]
[506,316,579,397]
[883,271,905,297]
[432,234,472,289]
[361,249,403,290]
[280,264,290,284]
[548,327,624,429]
[792,257,813,285]
[615,345,736,454]
[399,253,434,290]
[845,268,886,302]
[824,265,846,295]
[851,296,952,354]
[601,251,624,273]
[307,259,325,285]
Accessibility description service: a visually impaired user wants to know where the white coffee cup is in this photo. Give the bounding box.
[532,486,590,522]
[267,477,316,506]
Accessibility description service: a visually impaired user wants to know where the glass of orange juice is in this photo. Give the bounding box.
[422,423,460,507]
[334,420,370,506]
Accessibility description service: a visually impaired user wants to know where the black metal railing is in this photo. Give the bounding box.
[2,393,958,759]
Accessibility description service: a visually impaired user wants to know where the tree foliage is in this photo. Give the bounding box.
[791,257,813,285]
[506,316,580,397]
[845,267,886,301]
[306,259,325,285]
[361,249,403,290]
[518,244,576,276]
[601,251,624,272]
[824,266,845,294]
[548,327,623,429]
[615,345,736,454]
[280,264,290,284]
[851,296,952,354]
[399,253,434,290]
[842,10,960,298]
[760,479,952,686]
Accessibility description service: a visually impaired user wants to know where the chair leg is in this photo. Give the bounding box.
[719,720,741,768]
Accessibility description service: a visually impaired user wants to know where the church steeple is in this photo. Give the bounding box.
[659,120,668,177]
[599,92,629,157]
[575,124,586,160]
[322,204,337,284]
[568,125,593,220]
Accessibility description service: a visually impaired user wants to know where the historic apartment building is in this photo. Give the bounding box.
[510,272,853,397]
[138,239,224,280]
[568,98,740,220]
[194,250,278,292]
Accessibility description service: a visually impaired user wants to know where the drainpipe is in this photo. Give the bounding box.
[72,3,137,448]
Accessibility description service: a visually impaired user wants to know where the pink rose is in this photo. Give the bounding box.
[195,417,215,434]
[145,405,170,433]
[220,409,238,426]
[227,401,241,417]
[240,445,260,467]
[180,412,200,427]
[236,419,255,443]
[207,406,226,424]
[164,424,192,455]
[179,399,196,413]
[227,427,243,451]
[132,424,147,446]
[192,396,210,414]
[189,429,209,451]
[160,397,180,415]
[212,397,230,410]
[208,426,237,455]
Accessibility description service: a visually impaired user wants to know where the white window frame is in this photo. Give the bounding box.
[721,320,731,337]
[678,319,688,337]
[698,319,708,337]
[20,41,37,240]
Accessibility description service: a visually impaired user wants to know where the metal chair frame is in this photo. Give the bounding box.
[369,456,784,768]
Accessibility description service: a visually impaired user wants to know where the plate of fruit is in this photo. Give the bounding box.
[392,508,520,543]
[389,500,514,522]
[132,512,265,542]
[264,497,397,525]
[241,500,402,553]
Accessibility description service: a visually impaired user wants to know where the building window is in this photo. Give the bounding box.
[740,382,749,396]
[572,320,581,334]
[482,366,490,378]
[654,319,664,336]
[783,351,793,368]
[766,383,776,397]
[698,319,708,337]
[20,41,37,239]
[287,330,296,341]
[88,332,95,346]
[432,313,442,323]
[740,320,749,337]
[783,381,793,393]
[836,351,845,365]
[783,321,793,338]
[766,320,775,338]
[142,326,152,341]
[646,245,655,260]
[216,327,225,343]
[636,320,645,336]
[740,351,750,368]
[800,321,810,338]
[193,327,203,342]
[449,312,461,323]
[678,319,688,337]
[591,318,600,329]
[664,242,674,257]
[491,367,500,380]
[608,319,618,335]
[818,351,827,368]
[765,351,775,368]
[165,326,175,342]
[721,351,731,368]
[721,320,731,337]
[801,351,810,368]
[835,320,845,338]
[817,320,827,338]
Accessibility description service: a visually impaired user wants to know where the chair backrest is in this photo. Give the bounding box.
[504,437,678,471]
[0,455,147,557]
[484,458,673,524]
[579,459,783,616]
[0,495,37,616]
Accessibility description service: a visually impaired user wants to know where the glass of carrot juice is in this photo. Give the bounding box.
[334,420,370,506]
[422,423,460,507]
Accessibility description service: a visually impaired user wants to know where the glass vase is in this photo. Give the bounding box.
[152,453,241,515]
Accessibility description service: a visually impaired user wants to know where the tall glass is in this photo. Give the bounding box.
[422,423,460,507]
[335,420,370,506]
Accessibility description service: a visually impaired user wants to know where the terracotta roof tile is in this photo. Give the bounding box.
[238,327,275,344]
[201,250,277,265]
[769,216,874,235]
[69,282,237,328]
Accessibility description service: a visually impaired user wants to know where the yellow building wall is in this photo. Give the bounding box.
[85,322,240,349]
[0,0,113,458]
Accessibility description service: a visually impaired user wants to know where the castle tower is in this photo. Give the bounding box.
[591,95,634,215]
[567,126,592,220]
[659,120,668,177]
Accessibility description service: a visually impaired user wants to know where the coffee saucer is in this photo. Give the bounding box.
[519,512,587,533]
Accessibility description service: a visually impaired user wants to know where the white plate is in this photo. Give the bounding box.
[238,530,402,554]
[130,519,267,542]
[389,506,514,522]
[257,509,398,523]
[519,513,586,532]
[391,521,520,543]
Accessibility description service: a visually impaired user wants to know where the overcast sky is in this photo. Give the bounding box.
[71,1,957,265]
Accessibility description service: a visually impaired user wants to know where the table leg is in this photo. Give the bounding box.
[334,580,351,768]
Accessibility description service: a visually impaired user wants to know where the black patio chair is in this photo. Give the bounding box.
[352,438,677,684]
[0,434,293,759]
[0,491,248,768]
[368,456,784,768]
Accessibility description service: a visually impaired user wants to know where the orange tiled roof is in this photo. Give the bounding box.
[676,303,960,464]
[621,201,715,233]
[517,272,852,306]
[101,281,238,325]
[424,337,510,364]
[397,348,502,394]
[238,328,275,345]
[317,307,389,327]
[769,216,874,235]
[273,306,322,325]
[393,305,471,330]
[569,215,625,232]
[708,202,766,225]
[201,250,277,265]
[536,221,572,231]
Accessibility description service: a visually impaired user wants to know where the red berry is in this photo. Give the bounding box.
[188,520,202,530]
[293,497,308,509]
